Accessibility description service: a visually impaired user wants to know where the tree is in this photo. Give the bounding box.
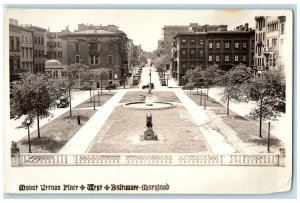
[62,63,88,117]
[11,73,61,138]
[245,70,285,138]
[152,47,170,71]
[91,68,109,95]
[218,64,253,116]
[183,65,203,93]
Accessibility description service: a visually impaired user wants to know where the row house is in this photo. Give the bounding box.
[254,16,286,77]
[9,19,21,81]
[21,24,47,74]
[61,29,129,87]
[20,26,34,74]
[172,28,255,85]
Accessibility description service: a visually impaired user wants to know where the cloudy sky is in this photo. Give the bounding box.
[5,8,290,52]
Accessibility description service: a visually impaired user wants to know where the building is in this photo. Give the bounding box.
[189,23,228,33]
[61,28,129,86]
[172,26,255,85]
[46,31,63,62]
[45,59,67,79]
[20,26,34,73]
[254,16,286,77]
[9,19,21,81]
[22,25,47,73]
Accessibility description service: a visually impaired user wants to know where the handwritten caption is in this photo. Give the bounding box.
[18,183,169,192]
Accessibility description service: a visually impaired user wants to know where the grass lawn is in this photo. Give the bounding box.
[18,109,96,153]
[88,105,210,153]
[120,91,181,103]
[184,90,282,152]
[74,92,115,109]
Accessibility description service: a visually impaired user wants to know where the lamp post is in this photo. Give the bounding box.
[93,91,95,110]
[123,73,126,89]
[98,89,100,106]
[26,120,32,153]
[149,67,152,85]
[267,122,271,152]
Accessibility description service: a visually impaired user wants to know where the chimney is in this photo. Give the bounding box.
[245,23,249,31]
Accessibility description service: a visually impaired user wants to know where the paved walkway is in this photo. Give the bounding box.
[59,90,126,154]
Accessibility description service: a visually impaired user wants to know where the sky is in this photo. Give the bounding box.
[5,9,290,52]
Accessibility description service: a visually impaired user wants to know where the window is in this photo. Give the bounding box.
[181,50,186,57]
[90,43,99,51]
[225,42,230,49]
[34,50,37,57]
[235,55,239,62]
[209,42,213,49]
[263,32,265,41]
[25,36,28,43]
[225,55,230,62]
[61,71,67,78]
[58,51,62,58]
[190,50,195,56]
[235,42,239,48]
[216,42,220,49]
[216,55,220,62]
[10,37,14,50]
[29,36,32,43]
[58,42,62,47]
[281,23,285,34]
[58,34,62,38]
[30,49,32,57]
[22,48,24,58]
[34,36,37,44]
[75,55,80,63]
[90,55,99,65]
[199,50,204,57]
[75,43,80,52]
[190,39,195,45]
[26,48,28,58]
[38,50,41,57]
[242,55,247,61]
[199,39,204,47]
[21,35,24,42]
[242,42,247,49]
[108,55,113,65]
[208,55,213,62]
[181,39,186,45]
[53,52,57,58]
[53,70,58,78]
[109,69,113,80]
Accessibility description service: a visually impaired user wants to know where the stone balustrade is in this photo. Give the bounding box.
[11,153,283,167]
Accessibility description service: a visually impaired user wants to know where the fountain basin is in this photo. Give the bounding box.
[124,101,176,110]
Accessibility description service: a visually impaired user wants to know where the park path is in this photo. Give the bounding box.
[58,90,126,154]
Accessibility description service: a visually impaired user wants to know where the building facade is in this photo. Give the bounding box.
[172,29,255,85]
[9,19,21,81]
[46,31,63,62]
[45,59,67,79]
[61,29,129,85]
[20,27,34,74]
[254,16,286,77]
[22,25,47,73]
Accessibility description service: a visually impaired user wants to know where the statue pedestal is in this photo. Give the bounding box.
[144,128,155,140]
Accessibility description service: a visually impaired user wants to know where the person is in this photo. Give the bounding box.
[77,113,81,125]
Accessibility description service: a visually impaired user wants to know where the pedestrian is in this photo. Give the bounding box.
[77,113,81,125]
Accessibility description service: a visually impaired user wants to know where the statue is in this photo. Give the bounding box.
[146,113,153,129]
[143,113,157,140]
[11,141,19,154]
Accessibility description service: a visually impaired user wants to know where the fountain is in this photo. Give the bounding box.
[124,91,175,110]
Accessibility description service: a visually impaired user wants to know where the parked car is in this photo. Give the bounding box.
[105,83,117,90]
[160,79,166,86]
[182,83,195,90]
[133,79,140,85]
[56,96,70,108]
[142,83,154,89]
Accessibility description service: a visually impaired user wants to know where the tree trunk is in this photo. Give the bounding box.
[90,86,92,102]
[259,96,263,138]
[69,87,72,117]
[227,94,230,116]
[100,78,103,95]
[37,113,40,138]
[207,87,209,101]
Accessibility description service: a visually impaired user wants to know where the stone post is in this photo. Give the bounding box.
[278,146,286,167]
[11,141,20,167]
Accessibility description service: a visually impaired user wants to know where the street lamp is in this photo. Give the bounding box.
[98,89,100,106]
[149,67,152,85]
[26,119,32,153]
[123,73,126,89]
[93,91,95,110]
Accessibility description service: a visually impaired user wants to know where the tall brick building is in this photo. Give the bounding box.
[172,26,255,85]
[61,29,129,85]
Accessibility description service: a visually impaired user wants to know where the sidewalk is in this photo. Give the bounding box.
[59,90,126,154]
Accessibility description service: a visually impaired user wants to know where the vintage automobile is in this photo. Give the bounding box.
[181,83,195,90]
[142,83,154,89]
[56,96,70,108]
[105,83,117,90]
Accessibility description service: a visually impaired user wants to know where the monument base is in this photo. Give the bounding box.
[144,128,156,140]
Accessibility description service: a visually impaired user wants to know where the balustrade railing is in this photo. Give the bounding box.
[12,153,283,167]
